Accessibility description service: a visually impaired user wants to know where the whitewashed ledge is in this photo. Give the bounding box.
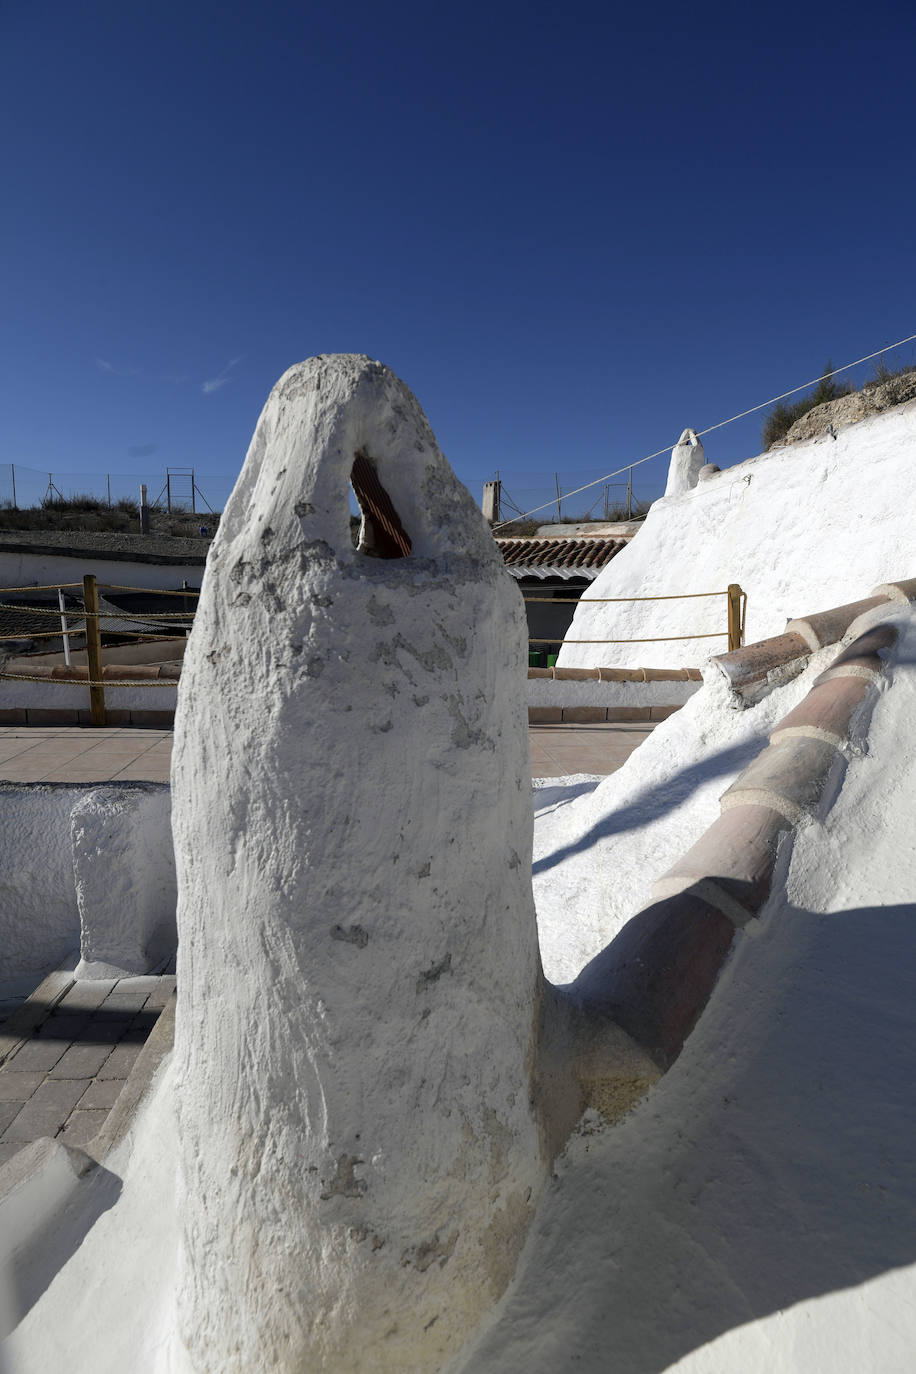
[526,668,701,721]
[0,678,176,728]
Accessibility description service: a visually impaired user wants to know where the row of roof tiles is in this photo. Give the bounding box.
[496,536,627,571]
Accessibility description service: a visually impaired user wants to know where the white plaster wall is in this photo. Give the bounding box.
[0,550,204,594]
[0,783,174,978]
[527,676,700,709]
[0,787,80,975]
[559,400,916,669]
[171,355,544,1373]
[458,608,916,1373]
[71,786,177,977]
[0,678,176,714]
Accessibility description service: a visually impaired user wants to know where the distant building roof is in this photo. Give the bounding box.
[0,529,209,566]
[496,536,627,581]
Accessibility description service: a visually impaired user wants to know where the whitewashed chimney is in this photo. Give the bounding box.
[171,355,546,1373]
[664,428,706,497]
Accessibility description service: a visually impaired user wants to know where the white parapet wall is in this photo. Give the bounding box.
[559,400,916,670]
[0,783,174,979]
[0,787,81,976]
[527,673,700,717]
[0,677,177,718]
[71,786,177,978]
[0,548,205,594]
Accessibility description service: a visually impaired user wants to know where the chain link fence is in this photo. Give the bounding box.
[0,464,235,513]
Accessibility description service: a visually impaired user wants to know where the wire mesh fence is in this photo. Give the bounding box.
[0,464,236,513]
[486,470,653,527]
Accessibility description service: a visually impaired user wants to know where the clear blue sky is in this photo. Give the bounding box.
[2,0,915,516]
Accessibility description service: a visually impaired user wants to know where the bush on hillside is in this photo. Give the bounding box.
[761,361,853,449]
[0,493,220,537]
[860,355,916,391]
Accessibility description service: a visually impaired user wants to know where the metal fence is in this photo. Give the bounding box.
[0,464,235,513]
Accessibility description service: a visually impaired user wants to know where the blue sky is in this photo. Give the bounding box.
[2,0,915,517]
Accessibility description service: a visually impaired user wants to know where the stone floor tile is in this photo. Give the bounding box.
[100,979,159,1014]
[108,761,171,781]
[59,979,118,1013]
[6,1037,68,1073]
[0,739,44,764]
[0,1142,23,1167]
[83,1014,133,1045]
[0,1100,24,1133]
[38,1012,92,1042]
[49,1042,115,1080]
[57,1108,109,1147]
[0,759,68,782]
[97,1042,143,1080]
[2,1078,90,1142]
[145,975,177,1010]
[0,1069,45,1100]
[78,1077,124,1110]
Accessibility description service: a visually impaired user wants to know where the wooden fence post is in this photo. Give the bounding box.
[727,583,744,652]
[83,573,106,726]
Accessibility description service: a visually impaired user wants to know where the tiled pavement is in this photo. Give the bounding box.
[0,722,652,784]
[529,720,654,778]
[0,727,172,782]
[0,967,176,1168]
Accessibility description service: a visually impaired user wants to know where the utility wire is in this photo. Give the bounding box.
[492,330,916,531]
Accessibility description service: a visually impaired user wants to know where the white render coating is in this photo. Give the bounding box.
[0,549,204,593]
[559,399,916,669]
[170,355,545,1373]
[663,427,706,497]
[72,786,177,978]
[526,675,699,710]
[456,607,916,1373]
[0,784,174,980]
[0,787,80,975]
[0,677,177,714]
[6,385,916,1374]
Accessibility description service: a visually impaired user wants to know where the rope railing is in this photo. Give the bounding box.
[100,582,200,596]
[0,581,83,593]
[0,575,746,724]
[0,604,194,622]
[524,584,747,661]
[0,573,195,725]
[0,670,179,688]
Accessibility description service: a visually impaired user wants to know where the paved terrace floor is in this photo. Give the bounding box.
[0,964,176,1167]
[0,722,653,783]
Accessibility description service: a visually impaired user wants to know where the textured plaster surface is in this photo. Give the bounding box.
[71,786,177,977]
[663,428,706,497]
[560,403,916,668]
[0,788,80,976]
[170,355,545,1372]
[7,383,916,1374]
[0,783,174,980]
[454,607,916,1374]
[527,676,698,709]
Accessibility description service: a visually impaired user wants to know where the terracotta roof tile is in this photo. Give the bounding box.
[496,536,627,570]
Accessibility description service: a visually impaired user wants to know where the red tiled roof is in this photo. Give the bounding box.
[496,536,627,570]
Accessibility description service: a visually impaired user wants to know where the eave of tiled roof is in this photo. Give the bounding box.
[496,536,627,570]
